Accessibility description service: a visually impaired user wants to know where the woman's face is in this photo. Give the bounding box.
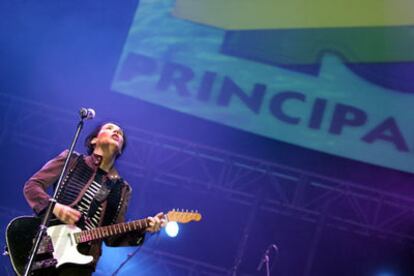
[92,123,125,154]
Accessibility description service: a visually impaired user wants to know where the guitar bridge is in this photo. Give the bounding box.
[32,258,58,271]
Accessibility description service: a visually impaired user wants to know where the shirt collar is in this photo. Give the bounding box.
[91,153,103,166]
[89,153,120,180]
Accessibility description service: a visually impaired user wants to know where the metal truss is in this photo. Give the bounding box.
[2,92,414,275]
[120,128,414,243]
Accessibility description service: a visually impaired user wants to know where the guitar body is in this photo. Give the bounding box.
[6,216,93,276]
[6,216,41,276]
[46,223,93,267]
[5,210,201,275]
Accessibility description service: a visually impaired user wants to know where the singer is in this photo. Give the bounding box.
[22,122,165,275]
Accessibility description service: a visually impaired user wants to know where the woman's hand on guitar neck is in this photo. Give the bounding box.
[146,212,167,233]
[53,202,81,225]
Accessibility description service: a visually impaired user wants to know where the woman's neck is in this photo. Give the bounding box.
[93,147,117,172]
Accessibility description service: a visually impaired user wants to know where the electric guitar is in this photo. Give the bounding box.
[5,210,202,276]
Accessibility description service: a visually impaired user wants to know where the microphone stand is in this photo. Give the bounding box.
[257,244,279,276]
[111,246,142,276]
[23,112,90,276]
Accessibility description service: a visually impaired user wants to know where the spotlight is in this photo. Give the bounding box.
[165,221,179,238]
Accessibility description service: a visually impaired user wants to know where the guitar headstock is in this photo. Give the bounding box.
[166,209,202,224]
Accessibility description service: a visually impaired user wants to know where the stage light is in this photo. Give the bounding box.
[165,221,179,238]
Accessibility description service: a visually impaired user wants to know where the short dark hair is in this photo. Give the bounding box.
[84,122,127,158]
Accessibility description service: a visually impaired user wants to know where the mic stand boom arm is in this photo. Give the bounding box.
[23,118,87,276]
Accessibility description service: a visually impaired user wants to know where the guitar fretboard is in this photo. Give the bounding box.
[74,218,149,243]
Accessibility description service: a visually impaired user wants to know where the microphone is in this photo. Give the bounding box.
[269,244,279,252]
[79,108,96,120]
[256,244,279,271]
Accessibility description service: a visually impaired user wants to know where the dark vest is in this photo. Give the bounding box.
[55,154,124,226]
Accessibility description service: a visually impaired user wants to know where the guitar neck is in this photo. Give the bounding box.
[74,218,149,244]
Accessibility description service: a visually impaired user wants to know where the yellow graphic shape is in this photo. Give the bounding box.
[173,0,414,30]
